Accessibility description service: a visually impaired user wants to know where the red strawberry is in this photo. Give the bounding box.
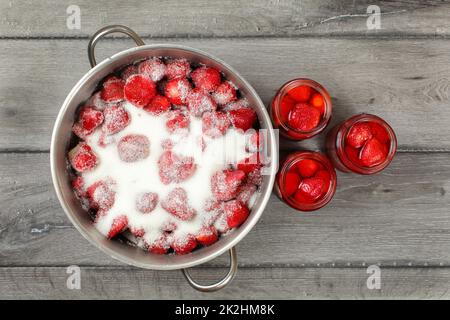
[315,169,331,193]
[211,169,246,201]
[166,58,191,79]
[121,65,138,80]
[294,177,326,203]
[72,107,104,139]
[237,153,263,174]
[191,66,221,92]
[346,122,373,149]
[129,226,145,238]
[202,111,231,138]
[144,95,171,115]
[136,192,158,213]
[138,58,166,82]
[236,183,257,205]
[87,179,116,210]
[165,109,190,134]
[196,226,219,246]
[186,89,217,117]
[161,220,178,232]
[161,188,196,220]
[279,95,295,121]
[345,145,361,165]
[101,77,125,103]
[117,134,150,163]
[224,200,249,228]
[124,74,157,108]
[102,105,130,135]
[310,92,325,115]
[222,99,249,112]
[158,150,196,184]
[212,81,237,105]
[171,233,197,255]
[288,85,312,102]
[164,78,191,105]
[287,103,321,131]
[284,169,300,196]
[247,167,263,186]
[296,159,320,178]
[71,176,86,198]
[148,234,170,254]
[359,138,388,167]
[107,215,128,239]
[68,142,98,172]
[228,107,257,131]
[368,122,390,145]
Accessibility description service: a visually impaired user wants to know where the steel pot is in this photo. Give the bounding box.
[50,25,277,292]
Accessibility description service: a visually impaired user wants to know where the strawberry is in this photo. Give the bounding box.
[214,212,230,234]
[186,89,217,117]
[296,159,320,178]
[287,103,321,131]
[161,188,196,220]
[72,106,104,139]
[161,220,178,232]
[158,150,196,184]
[68,142,98,172]
[236,183,257,205]
[284,169,300,196]
[87,179,116,210]
[294,177,326,204]
[211,169,246,201]
[164,78,192,105]
[129,226,145,238]
[288,85,312,102]
[107,215,128,238]
[138,58,166,82]
[237,153,263,174]
[124,74,157,108]
[121,65,138,80]
[196,226,219,246]
[148,234,170,254]
[171,233,197,255]
[165,109,190,134]
[102,105,130,135]
[101,77,125,103]
[310,92,325,115]
[247,167,263,186]
[279,95,296,121]
[212,81,237,105]
[228,107,257,131]
[71,176,86,198]
[345,145,361,165]
[359,138,388,167]
[224,200,249,228]
[202,111,231,138]
[222,99,249,112]
[166,58,191,79]
[191,66,221,92]
[117,134,150,163]
[368,122,390,145]
[88,91,109,110]
[346,122,373,149]
[315,169,331,193]
[135,192,158,213]
[144,95,171,115]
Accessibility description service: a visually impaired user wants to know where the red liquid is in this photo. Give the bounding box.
[275,151,337,211]
[326,114,397,174]
[271,79,332,140]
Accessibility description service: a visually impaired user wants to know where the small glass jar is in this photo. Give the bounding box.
[271,78,332,140]
[275,151,337,211]
[326,113,397,175]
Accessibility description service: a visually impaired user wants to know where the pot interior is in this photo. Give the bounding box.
[51,45,277,270]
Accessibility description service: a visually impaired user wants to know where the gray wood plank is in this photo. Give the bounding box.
[1,266,449,299]
[2,152,450,267]
[2,38,450,151]
[1,0,449,38]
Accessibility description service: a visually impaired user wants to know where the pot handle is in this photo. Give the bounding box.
[182,247,238,292]
[87,25,145,68]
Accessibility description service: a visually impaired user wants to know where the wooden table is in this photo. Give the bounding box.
[2,0,450,299]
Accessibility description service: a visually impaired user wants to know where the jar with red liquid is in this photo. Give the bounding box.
[326,114,397,175]
[275,151,337,211]
[271,78,332,140]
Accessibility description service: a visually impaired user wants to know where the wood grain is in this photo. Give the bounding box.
[2,152,450,267]
[1,0,449,38]
[1,266,449,299]
[2,38,450,151]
